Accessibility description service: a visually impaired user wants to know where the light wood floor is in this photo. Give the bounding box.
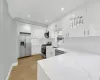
[9,54,43,80]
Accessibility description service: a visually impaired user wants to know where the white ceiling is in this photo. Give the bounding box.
[6,0,92,25]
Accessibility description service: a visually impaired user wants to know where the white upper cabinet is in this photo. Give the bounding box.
[72,7,87,37]
[49,1,100,38]
[62,7,87,38]
[62,1,100,37]
[87,1,100,36]
[54,20,62,32]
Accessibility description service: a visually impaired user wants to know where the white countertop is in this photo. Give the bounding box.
[38,53,100,80]
[56,47,100,56]
[56,48,70,52]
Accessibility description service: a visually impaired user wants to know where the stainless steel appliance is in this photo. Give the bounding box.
[41,42,52,58]
[44,31,49,38]
[20,32,31,58]
[41,44,46,58]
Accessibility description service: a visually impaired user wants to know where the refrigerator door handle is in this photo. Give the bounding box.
[24,42,26,48]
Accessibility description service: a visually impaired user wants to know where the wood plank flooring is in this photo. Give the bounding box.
[9,54,43,80]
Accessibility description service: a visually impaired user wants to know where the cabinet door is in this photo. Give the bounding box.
[52,48,55,56]
[62,7,87,37]
[46,46,53,58]
[46,47,55,58]
[87,2,100,36]
[32,45,41,55]
[70,27,85,37]
[62,15,70,38]
[38,64,50,80]
[71,7,87,37]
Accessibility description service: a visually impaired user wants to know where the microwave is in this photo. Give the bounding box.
[44,31,49,38]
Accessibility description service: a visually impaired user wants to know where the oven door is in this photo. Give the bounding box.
[41,45,46,58]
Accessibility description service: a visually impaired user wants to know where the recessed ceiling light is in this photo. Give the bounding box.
[61,8,64,11]
[73,14,75,17]
[28,15,30,18]
[46,20,48,22]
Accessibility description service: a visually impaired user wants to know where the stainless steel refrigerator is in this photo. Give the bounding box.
[19,32,31,58]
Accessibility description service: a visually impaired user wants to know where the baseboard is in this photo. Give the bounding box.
[6,62,18,80]
[12,62,18,67]
[32,53,41,55]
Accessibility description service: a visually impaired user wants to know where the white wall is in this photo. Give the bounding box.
[0,0,4,80]
[1,0,18,80]
[59,37,100,55]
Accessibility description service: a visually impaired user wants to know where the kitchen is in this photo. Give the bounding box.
[17,1,100,79]
[2,0,100,80]
[8,0,100,59]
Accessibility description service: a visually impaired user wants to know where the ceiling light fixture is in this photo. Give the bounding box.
[46,20,48,22]
[28,15,30,18]
[61,8,64,11]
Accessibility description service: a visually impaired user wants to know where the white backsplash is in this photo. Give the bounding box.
[59,37,100,55]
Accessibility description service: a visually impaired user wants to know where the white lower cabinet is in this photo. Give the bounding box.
[46,46,55,58]
[37,63,50,80]
[32,45,41,55]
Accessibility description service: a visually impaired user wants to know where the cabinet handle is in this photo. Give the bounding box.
[51,52,52,55]
[66,33,67,37]
[67,33,69,37]
[84,30,85,35]
[66,33,69,37]
[66,33,68,37]
[88,30,89,35]
[68,33,69,37]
